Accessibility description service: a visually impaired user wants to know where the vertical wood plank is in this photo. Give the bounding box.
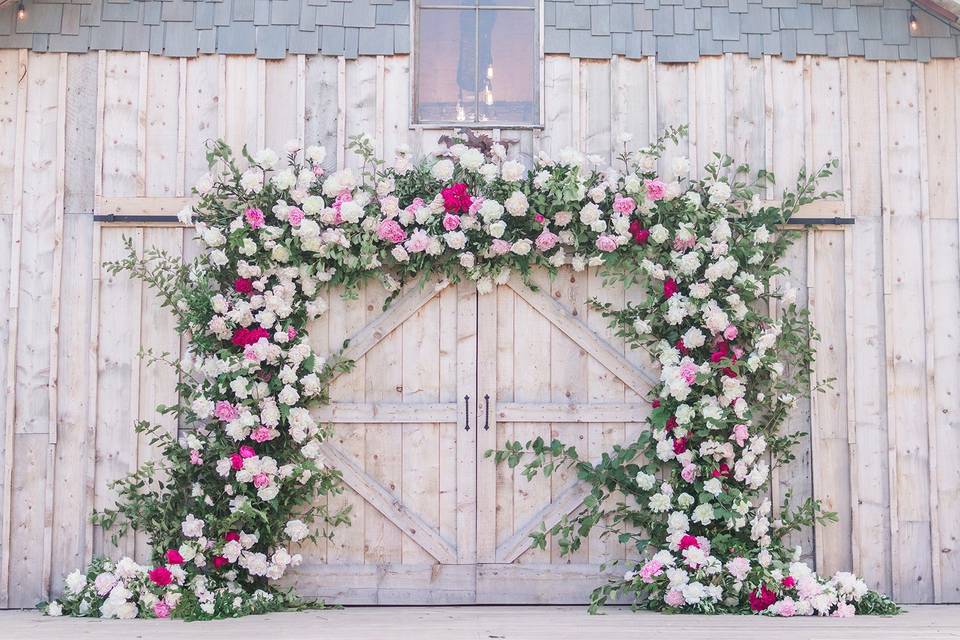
[101,52,141,198]
[264,57,299,152]
[145,56,179,197]
[184,55,220,190]
[381,56,410,160]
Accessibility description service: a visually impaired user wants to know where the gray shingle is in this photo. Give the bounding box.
[62,4,81,34]
[591,5,611,35]
[233,0,255,21]
[811,5,832,34]
[611,31,625,53]
[80,0,102,27]
[912,11,950,38]
[358,23,393,54]
[780,27,796,58]
[825,30,846,55]
[857,6,881,38]
[287,25,319,53]
[879,9,908,45]
[832,7,857,31]
[915,37,930,62]
[633,6,652,30]
[729,0,748,12]
[741,6,771,33]
[711,8,740,40]
[929,36,958,57]
[543,25,570,52]
[779,4,811,29]
[376,1,408,25]
[161,0,194,22]
[544,1,556,26]
[846,31,864,54]
[343,26,358,57]
[217,21,256,53]
[271,0,301,25]
[315,2,343,26]
[394,23,409,53]
[122,20,150,50]
[100,1,138,23]
[569,30,611,57]
[610,4,632,32]
[723,32,749,51]
[89,20,123,48]
[195,2,215,29]
[254,0,269,25]
[320,24,343,53]
[762,30,781,53]
[652,6,673,35]
[795,29,825,53]
[863,39,900,59]
[747,31,763,56]
[49,29,92,52]
[32,33,49,51]
[199,27,217,52]
[657,32,699,60]
[674,6,694,33]
[164,20,198,55]
[694,8,710,29]
[343,0,375,28]
[699,28,723,53]
[256,24,286,57]
[556,3,590,29]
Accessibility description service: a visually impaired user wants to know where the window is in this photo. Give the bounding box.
[414,0,540,127]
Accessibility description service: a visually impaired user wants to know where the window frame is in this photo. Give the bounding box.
[410,0,545,130]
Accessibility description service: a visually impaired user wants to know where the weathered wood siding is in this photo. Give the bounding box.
[0,50,958,606]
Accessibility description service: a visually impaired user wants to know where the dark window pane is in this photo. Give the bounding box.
[417,8,478,123]
[477,9,537,124]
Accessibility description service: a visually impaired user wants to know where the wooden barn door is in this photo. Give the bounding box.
[474,269,657,603]
[287,280,478,604]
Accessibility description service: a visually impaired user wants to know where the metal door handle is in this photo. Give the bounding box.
[483,394,490,431]
[464,395,470,431]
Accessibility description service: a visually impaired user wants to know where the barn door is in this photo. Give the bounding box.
[287,280,478,604]
[475,269,657,603]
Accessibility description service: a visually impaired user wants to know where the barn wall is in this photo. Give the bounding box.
[0,49,958,606]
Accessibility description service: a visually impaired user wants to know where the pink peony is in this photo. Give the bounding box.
[239,445,255,458]
[724,324,738,340]
[153,601,172,618]
[244,207,265,229]
[189,449,203,465]
[663,277,678,299]
[233,277,254,295]
[213,555,229,569]
[681,464,697,482]
[377,218,407,244]
[441,183,472,213]
[726,556,751,581]
[645,179,666,202]
[613,195,636,215]
[404,229,432,253]
[287,326,297,340]
[832,603,855,618]
[231,326,270,347]
[534,213,546,224]
[148,566,173,587]
[214,401,239,422]
[731,423,749,447]
[224,531,240,542]
[287,207,305,227]
[535,229,559,252]
[251,426,274,443]
[490,239,512,256]
[638,559,663,583]
[679,361,698,385]
[253,472,270,489]
[230,453,244,471]
[664,589,686,607]
[678,534,700,551]
[595,235,618,252]
[442,213,461,231]
[774,598,797,617]
[166,549,184,565]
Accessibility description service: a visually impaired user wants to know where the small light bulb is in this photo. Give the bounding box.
[910,14,919,31]
[486,65,494,80]
[16,1,25,20]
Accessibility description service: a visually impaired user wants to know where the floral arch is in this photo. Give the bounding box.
[40,128,898,619]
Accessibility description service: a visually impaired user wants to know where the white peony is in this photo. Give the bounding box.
[285,519,310,542]
[500,160,525,182]
[431,159,455,181]
[459,148,484,171]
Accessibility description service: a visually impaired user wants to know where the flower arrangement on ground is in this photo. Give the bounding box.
[39,126,897,619]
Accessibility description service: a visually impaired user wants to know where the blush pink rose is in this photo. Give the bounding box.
[251,426,274,443]
[613,195,636,215]
[731,423,749,447]
[645,179,666,202]
[442,213,461,231]
[214,401,239,422]
[153,601,172,618]
[723,324,738,340]
[253,472,270,489]
[595,235,618,252]
[404,229,431,253]
[377,218,407,244]
[287,207,305,227]
[664,589,685,607]
[190,449,203,465]
[535,229,559,252]
[681,463,697,482]
[490,239,512,256]
[244,207,265,229]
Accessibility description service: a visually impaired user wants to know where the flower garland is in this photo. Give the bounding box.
[39,128,897,620]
